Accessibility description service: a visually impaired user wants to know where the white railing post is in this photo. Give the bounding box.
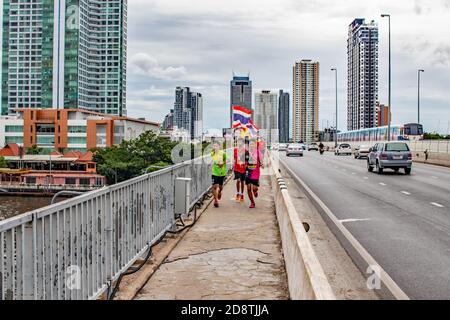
[22,221,34,300]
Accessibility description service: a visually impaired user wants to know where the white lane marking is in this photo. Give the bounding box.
[340,218,371,223]
[431,202,444,208]
[401,191,411,195]
[379,182,386,186]
[352,172,356,175]
[431,176,438,179]
[363,177,369,180]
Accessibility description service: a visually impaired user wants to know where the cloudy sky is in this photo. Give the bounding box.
[127,0,450,134]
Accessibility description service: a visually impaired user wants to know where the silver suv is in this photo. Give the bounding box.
[367,142,412,175]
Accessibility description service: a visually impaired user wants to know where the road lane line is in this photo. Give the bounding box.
[352,172,356,175]
[340,218,371,223]
[431,176,438,179]
[276,155,410,300]
[363,177,369,180]
[431,202,444,208]
[379,183,386,186]
[401,191,411,195]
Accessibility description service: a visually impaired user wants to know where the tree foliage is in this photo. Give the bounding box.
[26,144,44,155]
[93,131,178,184]
[423,132,450,140]
[0,156,7,168]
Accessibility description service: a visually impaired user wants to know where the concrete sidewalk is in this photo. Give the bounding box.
[135,175,289,300]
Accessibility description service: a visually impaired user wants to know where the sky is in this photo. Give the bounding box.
[128,0,450,133]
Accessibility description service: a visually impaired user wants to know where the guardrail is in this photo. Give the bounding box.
[268,152,335,300]
[323,140,450,154]
[0,156,213,300]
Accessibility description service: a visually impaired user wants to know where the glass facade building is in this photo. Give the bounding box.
[278,90,290,143]
[230,75,252,127]
[1,0,127,116]
[347,18,379,131]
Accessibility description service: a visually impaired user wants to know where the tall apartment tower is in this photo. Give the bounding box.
[254,90,278,144]
[278,90,290,143]
[174,87,203,141]
[347,18,379,131]
[1,0,127,116]
[230,74,252,127]
[292,60,319,144]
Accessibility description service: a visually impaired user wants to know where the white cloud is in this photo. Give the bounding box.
[129,53,187,80]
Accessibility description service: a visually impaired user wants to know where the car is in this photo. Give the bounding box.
[308,143,319,151]
[354,145,371,159]
[335,143,352,156]
[299,143,307,150]
[278,143,288,151]
[286,144,304,157]
[367,142,412,175]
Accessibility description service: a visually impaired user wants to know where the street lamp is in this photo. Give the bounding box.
[331,68,338,148]
[381,14,391,141]
[418,69,424,124]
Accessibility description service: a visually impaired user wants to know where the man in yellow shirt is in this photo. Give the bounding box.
[211,141,227,208]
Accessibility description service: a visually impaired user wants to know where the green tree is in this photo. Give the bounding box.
[27,144,44,155]
[93,131,178,185]
[0,156,7,168]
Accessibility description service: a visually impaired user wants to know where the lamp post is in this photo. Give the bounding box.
[331,68,338,148]
[418,69,424,124]
[381,14,391,141]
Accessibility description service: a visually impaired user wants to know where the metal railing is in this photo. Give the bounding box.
[323,140,450,154]
[0,156,213,300]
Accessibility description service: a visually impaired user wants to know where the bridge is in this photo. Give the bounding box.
[1,148,449,300]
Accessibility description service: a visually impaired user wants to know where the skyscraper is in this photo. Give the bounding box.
[292,60,319,144]
[278,90,290,143]
[173,87,203,141]
[1,0,127,116]
[230,74,252,127]
[254,90,278,144]
[347,18,379,131]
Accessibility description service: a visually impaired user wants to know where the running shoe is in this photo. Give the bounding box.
[240,194,244,202]
[249,202,255,209]
[214,201,219,208]
[235,194,241,201]
[253,190,258,198]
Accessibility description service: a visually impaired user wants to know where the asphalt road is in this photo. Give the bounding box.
[280,151,450,300]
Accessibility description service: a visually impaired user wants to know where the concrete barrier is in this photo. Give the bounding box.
[268,154,335,300]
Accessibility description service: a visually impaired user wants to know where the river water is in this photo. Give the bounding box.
[0,196,54,221]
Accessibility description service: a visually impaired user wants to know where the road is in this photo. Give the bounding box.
[279,151,450,300]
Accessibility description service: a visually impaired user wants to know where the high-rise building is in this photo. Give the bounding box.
[278,90,290,143]
[1,0,127,116]
[173,87,203,141]
[347,18,379,131]
[162,109,174,130]
[254,90,278,144]
[230,74,252,127]
[292,60,319,144]
[376,102,389,127]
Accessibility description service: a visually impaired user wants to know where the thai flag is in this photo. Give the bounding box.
[245,120,259,138]
[232,106,252,129]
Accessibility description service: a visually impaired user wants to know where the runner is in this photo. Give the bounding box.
[211,141,227,208]
[245,139,263,209]
[233,138,247,202]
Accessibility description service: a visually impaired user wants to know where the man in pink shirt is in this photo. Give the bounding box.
[245,139,263,208]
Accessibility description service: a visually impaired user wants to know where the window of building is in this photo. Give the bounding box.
[79,178,90,186]
[65,178,76,185]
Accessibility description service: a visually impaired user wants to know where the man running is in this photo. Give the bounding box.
[245,139,263,209]
[233,138,246,202]
[211,141,227,208]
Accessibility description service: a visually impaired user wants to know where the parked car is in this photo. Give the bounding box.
[367,142,412,175]
[335,143,352,156]
[308,143,319,151]
[278,143,288,151]
[354,145,371,159]
[286,144,304,157]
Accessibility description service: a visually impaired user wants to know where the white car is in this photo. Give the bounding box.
[286,144,304,157]
[278,144,288,151]
[335,143,352,156]
[354,145,371,159]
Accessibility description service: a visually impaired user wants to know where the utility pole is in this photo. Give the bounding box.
[418,69,424,124]
[381,14,391,141]
[331,68,338,148]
